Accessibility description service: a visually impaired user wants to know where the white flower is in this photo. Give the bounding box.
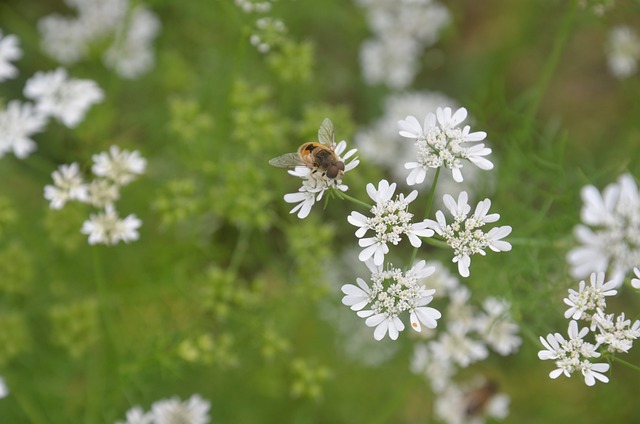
[563,272,618,327]
[348,179,434,266]
[0,100,47,159]
[538,320,609,386]
[607,26,640,79]
[426,191,512,277]
[477,297,522,356]
[434,380,509,424]
[410,344,455,393]
[151,394,211,424]
[116,406,153,424]
[341,259,441,341]
[24,68,104,128]
[567,173,640,286]
[398,107,493,185]
[44,162,89,209]
[86,178,120,208]
[594,311,640,353]
[81,205,142,245]
[0,30,22,82]
[92,145,147,185]
[282,138,359,219]
[632,267,640,289]
[430,323,488,367]
[0,376,7,398]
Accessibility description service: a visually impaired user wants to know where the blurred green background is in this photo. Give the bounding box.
[1,0,640,422]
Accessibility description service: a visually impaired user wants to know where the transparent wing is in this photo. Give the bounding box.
[317,118,335,146]
[269,152,304,168]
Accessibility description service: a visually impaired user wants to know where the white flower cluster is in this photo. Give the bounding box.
[434,379,510,424]
[38,0,160,79]
[426,191,512,277]
[398,107,494,185]
[116,394,211,424]
[249,17,287,54]
[234,0,273,14]
[348,179,433,266]
[567,173,640,286]
[407,263,520,423]
[284,140,359,219]
[539,272,640,386]
[0,66,103,159]
[0,29,22,82]
[341,259,442,340]
[355,0,450,88]
[44,145,146,246]
[606,25,640,79]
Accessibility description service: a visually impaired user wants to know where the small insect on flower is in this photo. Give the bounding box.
[269,118,346,179]
[464,380,499,418]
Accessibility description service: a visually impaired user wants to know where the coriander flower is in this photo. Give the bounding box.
[632,267,640,289]
[24,68,104,128]
[44,162,89,209]
[410,344,455,393]
[430,323,489,367]
[341,259,442,341]
[607,26,640,79]
[434,380,509,424]
[348,179,434,266]
[151,394,211,424]
[92,145,147,186]
[81,205,141,245]
[477,297,522,356]
[594,311,640,353]
[0,29,22,82]
[398,107,493,185]
[538,320,609,387]
[426,191,512,277]
[0,100,47,159]
[567,173,640,286]
[563,272,617,328]
[282,139,359,219]
[115,406,153,424]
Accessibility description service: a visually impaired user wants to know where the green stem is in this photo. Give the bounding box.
[507,237,568,248]
[409,168,441,265]
[334,189,372,210]
[613,356,640,373]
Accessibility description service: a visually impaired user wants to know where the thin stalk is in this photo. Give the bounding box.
[409,167,441,265]
[334,189,372,210]
[613,356,640,373]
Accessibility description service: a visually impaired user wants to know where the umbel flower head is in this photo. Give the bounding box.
[348,179,434,266]
[0,29,22,82]
[341,259,442,341]
[567,173,640,286]
[538,320,610,387]
[398,107,493,185]
[425,191,512,277]
[563,272,618,328]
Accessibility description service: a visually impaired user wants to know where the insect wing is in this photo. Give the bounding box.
[317,118,335,146]
[269,152,304,168]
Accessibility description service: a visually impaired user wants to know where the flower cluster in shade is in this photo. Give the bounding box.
[116,394,211,424]
[44,145,146,246]
[398,107,493,186]
[348,179,433,266]
[38,0,160,78]
[567,173,640,286]
[354,0,450,89]
[284,140,359,219]
[0,65,103,159]
[426,191,512,277]
[538,272,640,386]
[406,262,520,423]
[341,259,442,340]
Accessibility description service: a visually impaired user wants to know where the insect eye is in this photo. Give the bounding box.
[326,165,339,179]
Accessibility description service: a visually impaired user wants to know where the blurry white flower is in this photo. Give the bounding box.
[281,139,359,219]
[86,178,120,208]
[538,320,609,386]
[341,259,441,341]
[360,36,421,89]
[567,173,640,286]
[563,272,617,328]
[430,323,488,367]
[410,343,455,393]
[24,68,104,128]
[0,29,22,82]
[477,297,521,356]
[607,25,640,79]
[426,191,512,277]
[0,376,7,398]
[92,145,147,185]
[348,179,433,266]
[115,406,153,424]
[632,267,640,289]
[44,162,89,209]
[398,107,493,185]
[434,380,509,424]
[0,100,47,159]
[104,5,161,78]
[81,205,141,245]
[151,394,211,424]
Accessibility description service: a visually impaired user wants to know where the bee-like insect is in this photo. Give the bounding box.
[269,118,346,179]
[464,380,498,417]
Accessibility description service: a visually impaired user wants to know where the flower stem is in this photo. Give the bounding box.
[408,168,441,266]
[613,356,640,373]
[333,189,372,210]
